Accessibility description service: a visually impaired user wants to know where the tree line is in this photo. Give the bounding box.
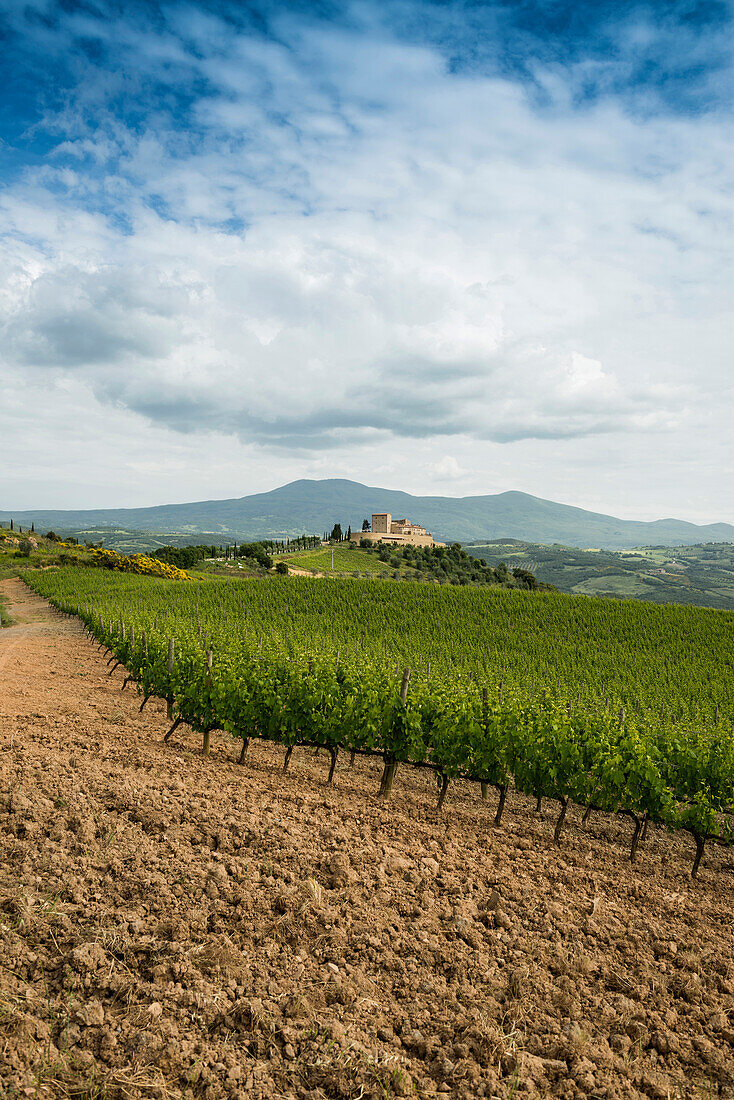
[151,534,321,571]
[356,539,546,589]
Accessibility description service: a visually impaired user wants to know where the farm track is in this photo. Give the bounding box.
[1,576,733,1100]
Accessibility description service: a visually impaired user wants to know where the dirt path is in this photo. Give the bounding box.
[0,577,74,672]
[1,577,733,1100]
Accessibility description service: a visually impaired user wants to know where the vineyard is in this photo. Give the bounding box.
[25,568,734,877]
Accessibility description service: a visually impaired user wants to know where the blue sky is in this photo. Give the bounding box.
[1,0,732,520]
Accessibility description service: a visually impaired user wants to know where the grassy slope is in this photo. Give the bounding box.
[0,532,91,581]
[274,545,412,575]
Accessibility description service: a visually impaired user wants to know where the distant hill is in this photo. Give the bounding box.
[464,539,734,611]
[2,479,733,550]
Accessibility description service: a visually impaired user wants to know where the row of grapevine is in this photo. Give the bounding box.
[27,569,734,876]
[26,568,734,723]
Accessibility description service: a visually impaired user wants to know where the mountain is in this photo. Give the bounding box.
[2,479,733,550]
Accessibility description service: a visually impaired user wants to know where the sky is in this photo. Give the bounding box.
[1,0,732,523]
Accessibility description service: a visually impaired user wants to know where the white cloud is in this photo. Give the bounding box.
[427,456,470,482]
[0,3,732,521]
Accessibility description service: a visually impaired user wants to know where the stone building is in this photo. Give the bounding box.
[355,512,442,548]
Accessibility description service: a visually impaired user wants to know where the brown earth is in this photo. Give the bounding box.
[1,575,733,1100]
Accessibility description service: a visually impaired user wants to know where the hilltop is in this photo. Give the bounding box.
[2,480,733,550]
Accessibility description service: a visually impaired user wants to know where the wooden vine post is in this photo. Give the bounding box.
[121,622,136,691]
[202,649,213,755]
[166,637,175,719]
[480,687,489,800]
[400,667,410,705]
[379,667,410,799]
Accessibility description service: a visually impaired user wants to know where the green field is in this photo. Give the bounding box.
[274,541,525,589]
[27,567,733,720]
[29,520,734,612]
[26,567,734,874]
[274,544,412,576]
[465,539,734,610]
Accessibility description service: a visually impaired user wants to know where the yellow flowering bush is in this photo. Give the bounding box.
[91,547,190,580]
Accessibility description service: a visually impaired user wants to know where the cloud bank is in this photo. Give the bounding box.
[0,0,732,519]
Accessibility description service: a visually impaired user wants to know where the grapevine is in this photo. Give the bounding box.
[26,568,734,876]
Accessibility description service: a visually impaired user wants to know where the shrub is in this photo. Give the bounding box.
[91,547,189,580]
[275,561,288,575]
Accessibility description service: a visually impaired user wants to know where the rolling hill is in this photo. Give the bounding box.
[464,539,734,610]
[2,479,733,550]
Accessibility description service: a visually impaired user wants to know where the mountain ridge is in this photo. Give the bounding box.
[2,478,733,550]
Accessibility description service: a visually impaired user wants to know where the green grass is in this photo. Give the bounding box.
[571,574,652,597]
[0,551,20,581]
[274,545,412,576]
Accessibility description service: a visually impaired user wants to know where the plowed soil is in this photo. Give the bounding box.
[1,576,733,1100]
